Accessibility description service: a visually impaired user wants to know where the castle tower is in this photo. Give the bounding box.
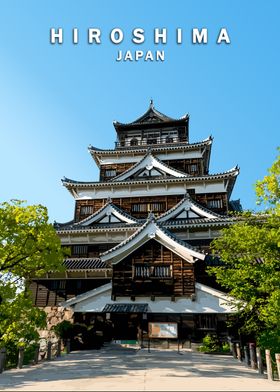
[31,102,241,345]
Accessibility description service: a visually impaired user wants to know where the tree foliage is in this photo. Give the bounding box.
[209,149,280,339]
[0,283,46,348]
[0,200,66,350]
[256,147,280,212]
[0,200,65,279]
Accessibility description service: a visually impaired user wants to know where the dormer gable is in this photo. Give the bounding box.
[75,201,139,226]
[111,151,189,182]
[158,193,228,222]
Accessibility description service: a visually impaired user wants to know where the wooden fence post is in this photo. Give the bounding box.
[34,344,40,365]
[57,339,61,357]
[256,347,264,374]
[265,349,273,381]
[232,342,237,359]
[0,347,6,373]
[66,339,71,354]
[17,347,24,369]
[47,341,52,361]
[236,343,242,362]
[275,354,280,380]
[249,343,257,369]
[244,346,250,366]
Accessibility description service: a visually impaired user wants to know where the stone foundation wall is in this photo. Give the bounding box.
[38,306,74,353]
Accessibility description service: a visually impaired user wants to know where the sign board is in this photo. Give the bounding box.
[148,322,178,339]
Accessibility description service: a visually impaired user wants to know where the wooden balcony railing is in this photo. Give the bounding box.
[115,136,187,149]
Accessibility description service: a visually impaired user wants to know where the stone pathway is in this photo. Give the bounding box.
[0,347,279,391]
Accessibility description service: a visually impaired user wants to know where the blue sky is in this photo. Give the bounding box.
[0,0,279,222]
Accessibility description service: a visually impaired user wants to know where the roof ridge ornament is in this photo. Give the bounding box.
[106,196,112,204]
[148,211,156,222]
[113,102,189,128]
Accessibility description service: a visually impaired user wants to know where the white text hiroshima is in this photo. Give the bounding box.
[50,28,231,62]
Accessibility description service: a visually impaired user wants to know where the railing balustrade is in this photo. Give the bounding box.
[115,136,187,149]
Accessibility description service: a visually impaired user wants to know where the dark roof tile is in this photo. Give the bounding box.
[63,258,109,270]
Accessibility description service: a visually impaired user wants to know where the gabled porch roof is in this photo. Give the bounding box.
[100,214,205,265]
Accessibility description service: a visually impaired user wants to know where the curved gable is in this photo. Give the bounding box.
[100,217,205,265]
[111,152,189,182]
[158,193,228,222]
[75,202,138,226]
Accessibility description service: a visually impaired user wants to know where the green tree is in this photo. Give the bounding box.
[0,200,65,280]
[0,200,65,351]
[256,147,280,212]
[209,149,280,339]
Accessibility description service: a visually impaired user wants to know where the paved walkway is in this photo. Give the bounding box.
[0,346,279,391]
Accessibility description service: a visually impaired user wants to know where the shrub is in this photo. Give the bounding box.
[257,328,280,370]
[51,320,73,341]
[221,342,230,353]
[198,334,220,353]
[2,341,38,369]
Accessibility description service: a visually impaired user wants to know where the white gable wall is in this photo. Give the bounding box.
[65,283,236,314]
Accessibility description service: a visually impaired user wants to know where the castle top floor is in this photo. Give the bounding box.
[113,100,189,149]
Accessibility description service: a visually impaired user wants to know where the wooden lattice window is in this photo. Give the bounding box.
[132,202,165,213]
[134,265,172,279]
[73,245,88,256]
[50,280,66,290]
[80,206,93,215]
[153,265,172,278]
[189,164,198,173]
[196,315,217,330]
[207,199,223,209]
[104,169,116,177]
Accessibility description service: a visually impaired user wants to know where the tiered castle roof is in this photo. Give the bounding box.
[56,102,240,276]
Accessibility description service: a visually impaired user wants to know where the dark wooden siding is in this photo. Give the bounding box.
[112,240,195,298]
[165,158,204,176]
[74,193,228,222]
[99,158,205,182]
[100,163,134,182]
[195,193,228,214]
[30,279,110,307]
[75,195,184,221]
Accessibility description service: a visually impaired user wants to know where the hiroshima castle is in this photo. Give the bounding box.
[31,101,242,346]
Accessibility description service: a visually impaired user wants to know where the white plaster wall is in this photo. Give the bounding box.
[76,181,226,200]
[98,150,203,165]
[59,231,133,245]
[72,286,235,314]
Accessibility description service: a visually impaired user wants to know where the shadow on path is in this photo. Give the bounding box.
[0,346,276,391]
